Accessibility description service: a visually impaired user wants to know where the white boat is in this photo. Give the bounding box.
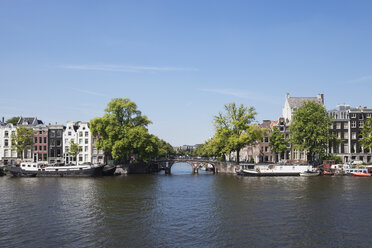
[237,164,313,177]
[6,162,103,177]
[300,170,320,177]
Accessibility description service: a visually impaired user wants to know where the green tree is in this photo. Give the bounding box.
[6,117,20,125]
[11,126,33,160]
[289,101,336,164]
[67,140,81,165]
[269,126,289,162]
[213,103,264,163]
[361,118,372,150]
[91,98,166,163]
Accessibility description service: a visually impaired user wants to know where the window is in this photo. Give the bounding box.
[344,123,348,129]
[65,146,69,151]
[50,131,55,137]
[338,132,342,139]
[79,132,83,137]
[359,121,364,128]
[84,154,88,161]
[4,139,8,147]
[50,149,55,157]
[35,137,38,143]
[57,130,62,137]
[56,140,61,146]
[352,132,357,139]
[79,139,82,144]
[351,113,356,118]
[39,137,42,143]
[344,132,349,138]
[44,146,47,151]
[336,123,341,129]
[39,146,42,150]
[85,131,88,137]
[57,149,61,156]
[79,156,83,161]
[44,137,47,143]
[4,150,8,157]
[68,132,71,136]
[93,147,97,154]
[85,139,88,144]
[351,121,356,128]
[50,139,55,146]
[85,146,88,152]
[39,131,42,134]
[4,131,8,137]
[35,146,37,151]
[43,154,47,161]
[344,144,349,153]
[368,113,372,118]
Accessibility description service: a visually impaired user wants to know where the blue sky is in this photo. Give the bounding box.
[1,1,372,146]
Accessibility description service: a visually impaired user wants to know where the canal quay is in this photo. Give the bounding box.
[1,163,372,248]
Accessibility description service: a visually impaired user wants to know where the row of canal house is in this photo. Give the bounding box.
[228,93,372,164]
[0,118,105,165]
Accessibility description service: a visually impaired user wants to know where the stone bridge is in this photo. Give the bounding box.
[153,158,238,174]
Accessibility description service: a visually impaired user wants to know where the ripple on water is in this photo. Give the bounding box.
[1,175,372,247]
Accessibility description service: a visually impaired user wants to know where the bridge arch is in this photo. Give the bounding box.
[164,159,217,174]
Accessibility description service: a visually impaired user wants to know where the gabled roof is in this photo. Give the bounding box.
[18,117,43,126]
[287,97,322,109]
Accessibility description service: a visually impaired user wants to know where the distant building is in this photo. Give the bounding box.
[48,124,64,163]
[282,93,324,123]
[0,123,18,165]
[328,105,372,163]
[91,136,105,164]
[32,125,48,163]
[63,121,92,165]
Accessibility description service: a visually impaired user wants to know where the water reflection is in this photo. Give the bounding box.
[1,174,372,247]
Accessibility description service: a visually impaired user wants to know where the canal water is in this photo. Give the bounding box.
[1,162,372,247]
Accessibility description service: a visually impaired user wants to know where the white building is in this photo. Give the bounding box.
[282,93,324,123]
[0,123,18,165]
[63,121,92,165]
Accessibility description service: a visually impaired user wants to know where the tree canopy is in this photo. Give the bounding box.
[361,117,372,149]
[6,117,19,125]
[289,101,336,164]
[209,103,264,163]
[67,140,81,165]
[90,98,173,163]
[269,126,288,162]
[10,126,33,160]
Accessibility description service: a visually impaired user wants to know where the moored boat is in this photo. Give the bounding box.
[236,163,313,177]
[300,170,320,177]
[351,168,371,177]
[0,166,5,176]
[6,162,104,177]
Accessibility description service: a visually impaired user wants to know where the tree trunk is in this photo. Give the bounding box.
[236,149,240,164]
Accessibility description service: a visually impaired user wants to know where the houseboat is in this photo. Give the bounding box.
[236,163,313,177]
[6,162,104,177]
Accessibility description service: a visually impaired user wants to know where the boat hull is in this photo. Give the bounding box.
[5,166,103,177]
[239,170,300,177]
[300,172,320,177]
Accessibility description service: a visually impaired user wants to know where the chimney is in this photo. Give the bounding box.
[317,93,324,105]
[364,106,367,109]
[286,93,290,99]
[2,117,4,123]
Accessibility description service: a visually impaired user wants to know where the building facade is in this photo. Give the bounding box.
[63,121,92,165]
[0,123,18,165]
[32,125,48,163]
[91,136,105,164]
[48,124,64,163]
[329,105,372,163]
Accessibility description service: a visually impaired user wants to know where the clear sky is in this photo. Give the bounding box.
[1,1,372,146]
